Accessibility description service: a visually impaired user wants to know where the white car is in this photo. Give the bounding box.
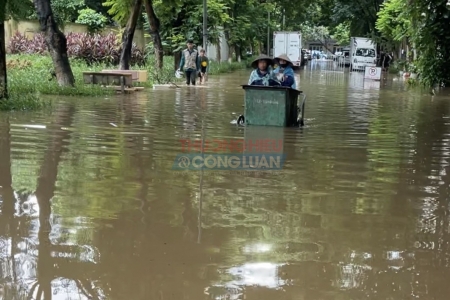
[338,50,350,66]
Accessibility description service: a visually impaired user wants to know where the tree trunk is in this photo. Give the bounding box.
[174,51,181,71]
[227,45,233,63]
[0,22,8,99]
[216,37,221,63]
[33,0,75,86]
[235,45,241,62]
[143,0,163,69]
[120,0,143,70]
[224,30,233,63]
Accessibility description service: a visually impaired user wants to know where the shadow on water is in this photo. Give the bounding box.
[1,66,450,299]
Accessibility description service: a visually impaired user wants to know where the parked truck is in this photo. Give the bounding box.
[273,31,303,68]
[349,37,377,71]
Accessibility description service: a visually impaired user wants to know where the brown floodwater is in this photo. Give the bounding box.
[1,62,450,299]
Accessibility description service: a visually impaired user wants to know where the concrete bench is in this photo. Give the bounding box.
[101,70,148,83]
[83,72,133,93]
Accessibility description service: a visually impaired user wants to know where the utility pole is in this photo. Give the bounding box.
[282,9,285,30]
[203,0,208,52]
[267,12,270,55]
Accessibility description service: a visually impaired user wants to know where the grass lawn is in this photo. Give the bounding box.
[1,54,252,111]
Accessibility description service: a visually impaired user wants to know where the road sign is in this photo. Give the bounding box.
[364,66,382,80]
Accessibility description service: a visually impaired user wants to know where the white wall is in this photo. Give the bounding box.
[202,28,229,62]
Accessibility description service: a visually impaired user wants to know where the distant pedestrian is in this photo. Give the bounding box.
[178,39,200,86]
[381,51,392,72]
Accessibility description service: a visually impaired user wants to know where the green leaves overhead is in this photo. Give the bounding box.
[51,0,85,23]
[3,0,35,21]
[405,0,450,87]
[332,22,350,46]
[4,0,447,87]
[376,0,410,42]
[103,0,134,25]
[224,0,272,46]
[332,0,384,36]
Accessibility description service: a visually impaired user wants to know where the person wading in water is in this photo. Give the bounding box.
[178,39,200,86]
[198,49,209,84]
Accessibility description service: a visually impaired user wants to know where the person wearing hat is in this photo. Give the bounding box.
[248,54,280,86]
[273,54,296,89]
[178,39,200,86]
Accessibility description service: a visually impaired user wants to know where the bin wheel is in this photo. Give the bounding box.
[237,115,245,125]
[297,109,305,127]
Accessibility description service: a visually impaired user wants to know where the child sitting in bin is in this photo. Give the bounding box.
[248,54,280,86]
[273,54,296,89]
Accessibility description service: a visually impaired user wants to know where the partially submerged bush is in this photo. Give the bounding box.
[0,94,49,111]
[0,82,50,111]
[147,56,183,84]
[8,32,145,66]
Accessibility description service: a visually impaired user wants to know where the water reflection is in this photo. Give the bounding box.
[0,107,102,299]
[1,68,450,299]
[227,262,285,288]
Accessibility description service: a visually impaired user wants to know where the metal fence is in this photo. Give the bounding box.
[304,58,347,86]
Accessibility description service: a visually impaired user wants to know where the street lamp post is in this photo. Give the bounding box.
[203,0,208,52]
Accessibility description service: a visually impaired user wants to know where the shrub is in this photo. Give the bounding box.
[8,32,145,66]
[8,32,27,53]
[208,60,248,75]
[146,56,183,84]
[75,8,108,33]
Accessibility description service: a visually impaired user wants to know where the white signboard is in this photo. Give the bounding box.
[363,80,381,90]
[364,66,382,80]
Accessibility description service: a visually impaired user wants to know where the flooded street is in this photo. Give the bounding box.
[2,62,450,299]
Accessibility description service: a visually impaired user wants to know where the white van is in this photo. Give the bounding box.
[350,37,377,71]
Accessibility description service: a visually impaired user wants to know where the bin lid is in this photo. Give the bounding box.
[241,85,302,94]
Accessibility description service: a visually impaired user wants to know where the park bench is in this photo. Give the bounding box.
[83,71,133,93]
[101,69,148,83]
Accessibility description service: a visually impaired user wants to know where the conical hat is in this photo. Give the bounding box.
[274,54,293,67]
[251,54,274,69]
